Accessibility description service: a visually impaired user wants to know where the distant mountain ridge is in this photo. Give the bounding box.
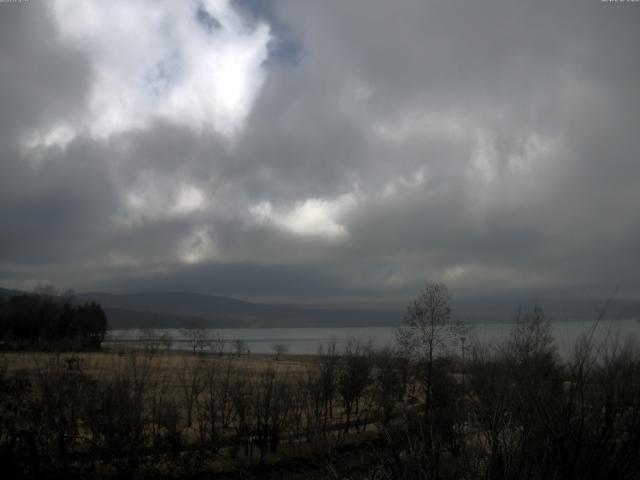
[1,287,639,329]
[75,291,399,329]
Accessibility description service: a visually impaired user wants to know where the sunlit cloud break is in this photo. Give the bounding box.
[25,0,271,149]
[250,194,358,239]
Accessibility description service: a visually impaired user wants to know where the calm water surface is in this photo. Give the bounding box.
[106,319,640,358]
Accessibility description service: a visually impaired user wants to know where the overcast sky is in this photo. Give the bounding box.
[1,0,639,304]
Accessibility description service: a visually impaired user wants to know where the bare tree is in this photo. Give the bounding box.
[302,367,324,440]
[210,331,226,356]
[83,349,157,476]
[230,371,253,458]
[397,282,456,416]
[159,332,173,352]
[395,282,459,478]
[338,338,372,432]
[233,338,247,356]
[183,326,210,354]
[140,328,161,354]
[197,358,235,451]
[287,374,310,442]
[273,343,288,360]
[253,368,290,459]
[177,358,205,428]
[372,347,406,426]
[317,340,339,434]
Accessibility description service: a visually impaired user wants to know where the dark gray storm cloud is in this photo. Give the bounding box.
[1,0,639,302]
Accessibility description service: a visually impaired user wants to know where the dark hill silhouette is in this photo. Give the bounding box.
[2,287,639,329]
[75,291,399,329]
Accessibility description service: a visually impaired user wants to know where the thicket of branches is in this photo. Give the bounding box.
[1,283,639,479]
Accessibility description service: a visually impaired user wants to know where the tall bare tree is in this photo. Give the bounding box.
[397,282,456,415]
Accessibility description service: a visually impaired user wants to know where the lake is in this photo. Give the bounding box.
[106,318,640,358]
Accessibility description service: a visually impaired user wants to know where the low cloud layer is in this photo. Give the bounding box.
[1,0,639,303]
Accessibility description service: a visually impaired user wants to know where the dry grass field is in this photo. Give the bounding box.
[1,349,314,379]
[1,345,391,478]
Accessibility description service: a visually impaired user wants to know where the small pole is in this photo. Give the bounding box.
[460,336,466,393]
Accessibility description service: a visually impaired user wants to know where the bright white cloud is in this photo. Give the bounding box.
[179,227,217,264]
[170,185,207,215]
[250,194,357,239]
[442,263,564,293]
[28,0,270,149]
[470,132,499,184]
[22,124,76,151]
[121,180,207,225]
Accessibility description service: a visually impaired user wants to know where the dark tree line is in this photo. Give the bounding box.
[0,293,108,350]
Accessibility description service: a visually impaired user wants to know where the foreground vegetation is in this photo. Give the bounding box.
[1,284,640,479]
